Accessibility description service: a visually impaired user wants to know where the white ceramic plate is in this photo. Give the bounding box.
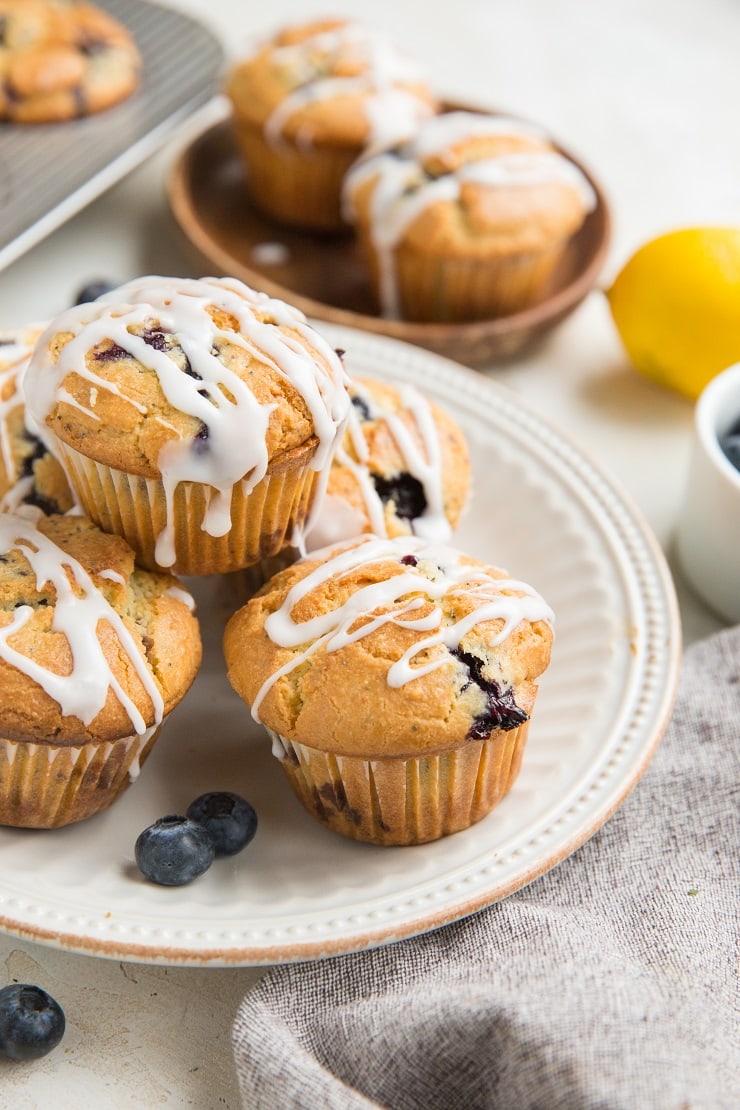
[0,327,681,966]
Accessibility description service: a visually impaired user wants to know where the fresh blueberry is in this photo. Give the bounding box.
[135,815,215,886]
[0,984,65,1061]
[186,792,258,857]
[73,279,118,305]
[720,420,740,472]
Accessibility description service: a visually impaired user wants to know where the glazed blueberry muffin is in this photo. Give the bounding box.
[224,534,553,845]
[344,110,597,321]
[227,373,471,602]
[310,374,471,547]
[0,325,75,515]
[23,276,351,575]
[226,18,437,231]
[0,0,141,123]
[0,512,201,827]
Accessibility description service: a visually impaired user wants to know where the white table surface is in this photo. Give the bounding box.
[0,0,734,1105]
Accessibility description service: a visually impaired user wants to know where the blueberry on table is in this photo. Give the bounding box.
[73,279,118,305]
[187,791,258,857]
[135,815,216,886]
[0,984,65,1061]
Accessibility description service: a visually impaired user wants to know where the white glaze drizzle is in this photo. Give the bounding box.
[98,568,126,586]
[165,585,196,612]
[306,379,453,550]
[24,277,350,568]
[344,112,598,318]
[0,475,35,514]
[264,23,433,151]
[0,514,164,732]
[250,535,553,721]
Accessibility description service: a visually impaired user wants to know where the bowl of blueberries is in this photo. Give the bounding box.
[676,362,740,624]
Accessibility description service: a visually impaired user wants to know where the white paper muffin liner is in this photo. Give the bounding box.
[0,724,160,829]
[266,721,532,846]
[55,441,318,576]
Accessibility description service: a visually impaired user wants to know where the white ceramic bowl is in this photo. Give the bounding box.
[675,363,740,624]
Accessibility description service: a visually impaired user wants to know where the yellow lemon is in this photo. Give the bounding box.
[606,226,740,399]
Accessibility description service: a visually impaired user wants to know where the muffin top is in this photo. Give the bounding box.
[226,18,437,151]
[0,512,201,745]
[306,375,470,550]
[0,325,75,516]
[224,534,553,758]
[344,111,597,316]
[0,0,141,123]
[24,276,351,564]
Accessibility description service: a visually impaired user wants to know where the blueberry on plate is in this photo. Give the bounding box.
[0,984,65,1061]
[186,791,258,857]
[135,815,215,886]
[73,279,118,305]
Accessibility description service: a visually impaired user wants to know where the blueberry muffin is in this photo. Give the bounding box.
[0,0,141,123]
[0,325,75,515]
[227,373,472,603]
[224,534,553,845]
[23,276,351,575]
[311,374,470,548]
[0,512,201,827]
[226,18,437,231]
[344,110,597,321]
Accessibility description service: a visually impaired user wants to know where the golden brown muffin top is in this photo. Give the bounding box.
[226,18,437,149]
[0,512,201,744]
[306,375,471,550]
[344,110,597,258]
[0,326,76,515]
[0,0,141,123]
[24,275,350,483]
[224,534,553,758]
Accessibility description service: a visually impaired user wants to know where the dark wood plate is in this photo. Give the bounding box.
[167,109,611,367]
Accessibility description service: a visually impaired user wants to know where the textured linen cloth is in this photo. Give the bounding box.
[232,626,740,1110]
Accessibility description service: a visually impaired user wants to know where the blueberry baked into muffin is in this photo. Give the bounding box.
[0,512,201,827]
[226,17,437,231]
[344,110,597,321]
[0,0,141,123]
[224,534,553,845]
[23,276,351,575]
[0,326,75,515]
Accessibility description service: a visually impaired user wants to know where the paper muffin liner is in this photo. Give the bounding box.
[233,118,357,232]
[266,718,532,846]
[356,225,567,323]
[0,725,161,829]
[55,440,319,576]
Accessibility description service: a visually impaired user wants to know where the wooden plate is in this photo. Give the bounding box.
[167,109,612,366]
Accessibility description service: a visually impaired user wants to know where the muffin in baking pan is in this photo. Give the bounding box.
[0,0,141,123]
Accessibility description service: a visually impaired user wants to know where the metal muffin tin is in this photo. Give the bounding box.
[0,0,225,271]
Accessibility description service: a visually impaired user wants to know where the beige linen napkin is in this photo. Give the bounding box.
[232,626,739,1109]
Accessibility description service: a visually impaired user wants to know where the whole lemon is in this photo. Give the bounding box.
[606,227,740,399]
